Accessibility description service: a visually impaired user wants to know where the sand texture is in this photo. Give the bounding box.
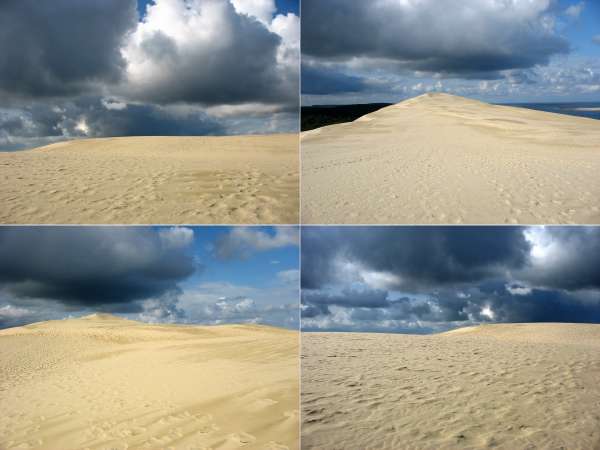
[0,314,299,450]
[0,135,298,224]
[301,93,600,224]
[302,324,600,450]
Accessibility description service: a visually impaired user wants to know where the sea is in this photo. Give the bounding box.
[503,102,600,122]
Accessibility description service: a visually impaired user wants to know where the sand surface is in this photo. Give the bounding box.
[0,314,299,450]
[301,93,600,224]
[302,324,600,450]
[0,135,298,224]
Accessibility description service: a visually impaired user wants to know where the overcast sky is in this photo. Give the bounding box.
[0,0,299,150]
[301,227,600,334]
[0,226,299,329]
[302,0,600,105]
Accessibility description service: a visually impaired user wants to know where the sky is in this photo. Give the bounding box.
[302,0,600,105]
[301,226,600,334]
[0,226,299,329]
[0,0,299,150]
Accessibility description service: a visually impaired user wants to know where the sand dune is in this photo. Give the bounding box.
[0,135,298,224]
[301,93,600,224]
[301,324,600,450]
[0,314,299,450]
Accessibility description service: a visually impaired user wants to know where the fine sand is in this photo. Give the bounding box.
[301,93,600,224]
[0,135,298,224]
[302,324,600,450]
[0,314,299,450]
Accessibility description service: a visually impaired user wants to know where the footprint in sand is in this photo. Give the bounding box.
[227,432,256,446]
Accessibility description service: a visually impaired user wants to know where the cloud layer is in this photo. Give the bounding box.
[0,0,136,98]
[0,227,195,314]
[302,0,600,103]
[301,227,600,333]
[0,0,299,150]
[303,0,568,75]
[0,227,299,329]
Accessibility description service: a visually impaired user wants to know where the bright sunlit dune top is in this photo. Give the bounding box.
[80,313,129,321]
[441,322,600,345]
[302,93,600,225]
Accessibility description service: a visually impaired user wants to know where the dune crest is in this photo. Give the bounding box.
[80,313,128,321]
[0,316,299,449]
[0,134,299,224]
[302,323,600,450]
[302,93,600,224]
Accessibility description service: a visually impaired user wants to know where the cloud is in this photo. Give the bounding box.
[302,0,569,77]
[506,284,532,296]
[301,227,529,291]
[0,0,137,99]
[0,226,299,330]
[593,35,600,46]
[0,97,225,150]
[0,0,299,148]
[300,1,600,103]
[178,281,299,327]
[122,0,296,106]
[565,1,585,19]
[231,0,276,26]
[524,227,600,291]
[303,288,391,309]
[159,227,195,249]
[0,304,33,328]
[214,226,299,259]
[277,269,300,285]
[0,227,196,308]
[302,64,367,95]
[301,227,600,333]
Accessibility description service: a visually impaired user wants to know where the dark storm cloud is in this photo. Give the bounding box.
[0,0,299,144]
[301,227,530,290]
[301,302,331,319]
[85,103,225,137]
[0,0,293,106]
[1,98,225,150]
[0,228,196,307]
[302,65,367,95]
[481,287,600,323]
[528,227,600,291]
[0,0,137,98]
[303,288,391,309]
[301,227,600,332]
[301,0,569,78]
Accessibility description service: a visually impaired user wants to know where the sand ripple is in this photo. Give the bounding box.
[302,324,600,450]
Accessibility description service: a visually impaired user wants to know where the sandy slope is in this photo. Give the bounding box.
[302,324,600,450]
[0,314,299,450]
[301,93,600,224]
[0,135,298,224]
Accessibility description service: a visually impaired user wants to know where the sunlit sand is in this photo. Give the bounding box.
[0,314,299,449]
[302,93,600,224]
[0,135,298,224]
[302,323,600,449]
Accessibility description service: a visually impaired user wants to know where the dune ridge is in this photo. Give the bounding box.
[302,93,600,224]
[301,323,600,450]
[0,134,299,224]
[0,315,299,450]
